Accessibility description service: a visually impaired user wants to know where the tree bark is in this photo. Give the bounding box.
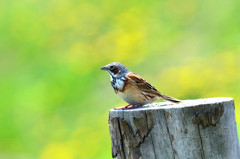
[108,97,240,159]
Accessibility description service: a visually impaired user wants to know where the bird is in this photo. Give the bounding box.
[101,62,180,110]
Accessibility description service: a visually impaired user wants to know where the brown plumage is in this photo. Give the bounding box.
[120,73,180,104]
[101,62,180,109]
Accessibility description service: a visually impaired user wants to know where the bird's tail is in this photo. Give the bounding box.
[159,94,180,103]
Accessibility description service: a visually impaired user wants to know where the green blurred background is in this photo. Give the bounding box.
[0,0,240,158]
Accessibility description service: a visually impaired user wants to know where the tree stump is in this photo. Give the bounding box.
[108,97,240,159]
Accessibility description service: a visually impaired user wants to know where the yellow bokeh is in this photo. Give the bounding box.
[40,143,74,159]
[0,0,239,158]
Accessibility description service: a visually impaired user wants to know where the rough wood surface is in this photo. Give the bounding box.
[108,97,240,159]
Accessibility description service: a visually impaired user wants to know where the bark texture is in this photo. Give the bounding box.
[108,97,240,159]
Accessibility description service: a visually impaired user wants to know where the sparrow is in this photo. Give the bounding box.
[101,62,180,110]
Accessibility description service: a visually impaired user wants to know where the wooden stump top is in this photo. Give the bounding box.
[110,97,234,112]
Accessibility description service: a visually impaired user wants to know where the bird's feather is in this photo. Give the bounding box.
[127,73,180,103]
[127,73,161,96]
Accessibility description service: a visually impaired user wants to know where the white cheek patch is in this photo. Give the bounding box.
[109,74,118,82]
[109,71,117,78]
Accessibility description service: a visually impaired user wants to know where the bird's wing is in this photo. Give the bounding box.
[127,73,161,98]
[127,72,180,103]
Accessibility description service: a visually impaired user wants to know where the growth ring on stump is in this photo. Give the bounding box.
[108,97,240,159]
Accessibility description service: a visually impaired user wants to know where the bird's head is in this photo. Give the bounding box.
[101,62,129,78]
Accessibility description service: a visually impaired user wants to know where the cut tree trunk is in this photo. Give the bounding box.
[108,97,240,159]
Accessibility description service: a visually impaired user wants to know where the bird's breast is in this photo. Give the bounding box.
[116,83,151,105]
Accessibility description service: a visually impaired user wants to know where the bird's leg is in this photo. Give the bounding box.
[114,104,143,110]
[114,104,132,110]
[128,104,142,109]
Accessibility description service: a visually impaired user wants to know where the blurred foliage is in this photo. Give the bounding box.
[0,0,240,158]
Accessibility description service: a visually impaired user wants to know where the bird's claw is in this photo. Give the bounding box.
[114,104,131,110]
[114,104,141,110]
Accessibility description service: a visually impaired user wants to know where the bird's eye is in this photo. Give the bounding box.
[110,66,114,70]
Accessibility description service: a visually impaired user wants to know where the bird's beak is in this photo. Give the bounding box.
[101,66,108,71]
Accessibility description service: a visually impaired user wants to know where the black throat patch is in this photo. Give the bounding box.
[110,76,126,92]
[111,76,118,92]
